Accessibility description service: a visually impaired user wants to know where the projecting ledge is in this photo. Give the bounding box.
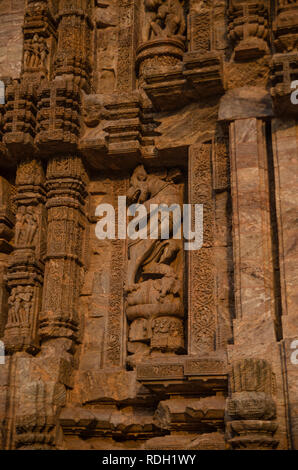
[136,355,228,395]
[218,87,274,122]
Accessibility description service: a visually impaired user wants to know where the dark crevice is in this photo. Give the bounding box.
[265,120,283,342]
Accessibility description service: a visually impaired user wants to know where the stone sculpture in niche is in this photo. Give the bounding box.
[228,0,269,60]
[15,206,38,247]
[137,0,187,108]
[125,165,184,368]
[144,0,186,41]
[23,34,49,71]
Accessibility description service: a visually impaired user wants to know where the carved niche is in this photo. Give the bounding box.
[125,165,185,368]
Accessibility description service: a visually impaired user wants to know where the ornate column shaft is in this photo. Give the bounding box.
[3,158,46,354]
[39,155,87,343]
[272,119,298,449]
[54,0,92,91]
[1,0,91,451]
[35,0,93,153]
[37,1,91,343]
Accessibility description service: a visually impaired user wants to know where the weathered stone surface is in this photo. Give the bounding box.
[0,0,297,452]
[0,0,25,79]
[219,87,273,121]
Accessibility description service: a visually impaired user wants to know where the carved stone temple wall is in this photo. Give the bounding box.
[0,0,297,450]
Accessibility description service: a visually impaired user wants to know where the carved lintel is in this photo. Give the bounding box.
[136,355,228,394]
[80,92,160,168]
[142,64,187,112]
[154,396,226,433]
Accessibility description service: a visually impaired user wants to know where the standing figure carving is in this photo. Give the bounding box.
[15,206,38,247]
[125,165,185,367]
[23,34,48,71]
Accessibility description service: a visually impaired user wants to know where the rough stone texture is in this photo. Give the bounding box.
[0,0,297,451]
[0,0,25,80]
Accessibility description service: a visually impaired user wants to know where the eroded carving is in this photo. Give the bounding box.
[7,286,33,327]
[15,206,38,248]
[144,0,186,41]
[125,165,184,367]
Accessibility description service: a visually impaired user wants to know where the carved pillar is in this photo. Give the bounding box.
[3,159,46,354]
[188,142,216,354]
[34,0,90,346]
[35,0,92,153]
[228,0,270,60]
[54,0,92,91]
[226,359,279,449]
[0,177,14,336]
[39,155,87,344]
[0,0,60,451]
[228,117,277,347]
[272,119,298,449]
